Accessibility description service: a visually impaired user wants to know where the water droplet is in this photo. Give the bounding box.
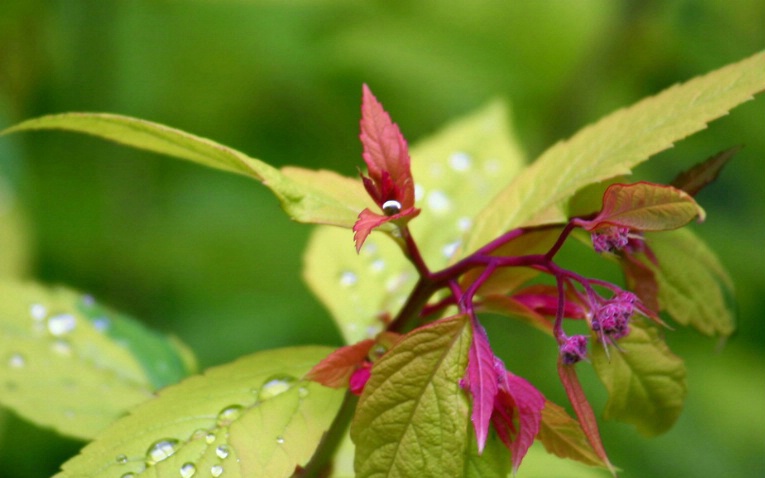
[298,387,309,398]
[8,353,25,368]
[259,374,297,400]
[210,465,224,477]
[339,271,358,287]
[180,462,197,478]
[276,436,285,444]
[456,217,473,232]
[361,241,378,255]
[215,444,230,459]
[47,313,76,336]
[414,183,425,201]
[115,454,128,464]
[51,339,73,356]
[146,438,179,465]
[30,303,47,321]
[449,151,472,171]
[427,190,452,214]
[205,432,216,445]
[217,405,244,426]
[121,473,136,478]
[93,317,110,332]
[370,259,385,273]
[442,240,461,259]
[81,294,95,307]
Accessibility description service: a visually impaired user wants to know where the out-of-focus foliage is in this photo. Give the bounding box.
[0,1,762,477]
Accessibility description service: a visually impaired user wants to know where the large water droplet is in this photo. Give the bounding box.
[210,465,224,477]
[449,151,472,172]
[146,438,180,465]
[8,353,25,368]
[29,303,47,321]
[338,271,358,287]
[180,463,196,478]
[205,432,216,444]
[115,454,128,464]
[47,313,76,336]
[427,190,452,214]
[215,444,230,459]
[276,435,285,444]
[217,405,244,426]
[259,374,297,400]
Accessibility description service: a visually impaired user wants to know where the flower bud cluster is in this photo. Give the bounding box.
[591,226,630,253]
[591,292,636,341]
[559,335,589,365]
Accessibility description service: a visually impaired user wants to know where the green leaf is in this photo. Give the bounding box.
[591,323,687,436]
[1,113,368,228]
[645,228,735,336]
[0,176,31,279]
[55,346,344,478]
[464,430,511,478]
[537,400,607,468]
[0,281,195,439]
[351,315,472,477]
[465,51,765,254]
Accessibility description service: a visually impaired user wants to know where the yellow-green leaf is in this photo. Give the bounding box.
[0,282,195,439]
[591,323,687,436]
[55,346,344,478]
[351,315,472,477]
[465,51,765,254]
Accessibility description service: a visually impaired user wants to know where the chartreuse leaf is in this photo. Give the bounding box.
[0,113,368,228]
[55,346,344,478]
[537,400,607,468]
[351,315,474,477]
[0,281,195,439]
[464,430,511,478]
[465,51,765,254]
[645,228,735,337]
[591,323,687,436]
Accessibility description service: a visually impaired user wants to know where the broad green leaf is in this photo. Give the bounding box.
[520,443,611,478]
[351,315,472,477]
[1,113,367,228]
[55,346,344,478]
[645,228,735,336]
[304,101,527,343]
[591,323,687,436]
[465,51,765,254]
[537,400,607,468]
[0,282,195,439]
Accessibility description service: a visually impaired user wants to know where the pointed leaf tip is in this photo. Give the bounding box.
[464,320,500,453]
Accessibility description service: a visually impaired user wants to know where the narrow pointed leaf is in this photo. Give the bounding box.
[0,281,195,439]
[671,146,740,196]
[579,182,705,231]
[351,315,472,477]
[55,346,344,478]
[465,51,765,254]
[591,323,687,436]
[1,113,366,228]
[645,228,735,336]
[537,400,608,468]
[499,373,546,474]
[464,320,499,452]
[306,340,375,388]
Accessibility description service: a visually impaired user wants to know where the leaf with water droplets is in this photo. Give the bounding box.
[54,346,344,478]
[0,281,196,439]
[465,51,765,254]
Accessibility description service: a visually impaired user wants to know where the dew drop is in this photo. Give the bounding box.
[210,465,224,477]
[456,217,473,232]
[449,151,472,171]
[259,374,297,400]
[414,183,425,201]
[146,438,179,465]
[205,432,216,445]
[298,386,309,398]
[8,353,25,368]
[370,259,385,273]
[47,313,76,336]
[180,462,196,478]
[442,240,461,259]
[93,317,110,332]
[215,444,230,459]
[338,271,358,287]
[30,303,47,321]
[276,435,285,444]
[427,190,452,214]
[121,473,136,478]
[115,454,128,464]
[217,405,244,426]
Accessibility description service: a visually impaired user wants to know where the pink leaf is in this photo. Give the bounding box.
[305,339,375,388]
[579,182,705,232]
[463,318,500,453]
[352,206,419,252]
[495,371,546,474]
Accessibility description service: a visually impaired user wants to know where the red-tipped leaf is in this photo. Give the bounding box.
[305,339,375,388]
[463,318,500,453]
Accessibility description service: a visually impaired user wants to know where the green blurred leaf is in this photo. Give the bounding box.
[1,113,367,228]
[591,323,687,436]
[0,282,194,439]
[645,228,735,337]
[0,178,30,278]
[464,431,511,478]
[55,346,344,478]
[351,315,473,477]
[465,51,765,254]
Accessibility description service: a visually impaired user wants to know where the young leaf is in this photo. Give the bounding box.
[670,146,740,196]
[465,51,765,254]
[591,323,687,436]
[351,315,472,478]
[578,182,705,232]
[306,339,375,388]
[0,281,195,439]
[55,346,344,478]
[464,320,500,452]
[537,400,608,469]
[644,228,735,337]
[1,113,367,228]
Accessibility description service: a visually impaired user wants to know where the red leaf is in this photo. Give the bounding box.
[352,206,420,252]
[464,318,500,453]
[671,146,739,197]
[360,85,416,208]
[557,359,616,475]
[305,339,375,388]
[498,372,546,474]
[579,182,705,232]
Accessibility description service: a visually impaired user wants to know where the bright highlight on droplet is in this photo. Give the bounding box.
[180,463,196,478]
[8,353,25,368]
[427,190,452,214]
[210,465,224,477]
[47,313,76,336]
[215,444,230,459]
[217,405,244,426]
[449,151,472,171]
[339,271,358,287]
[146,438,179,465]
[29,303,47,321]
[259,374,297,400]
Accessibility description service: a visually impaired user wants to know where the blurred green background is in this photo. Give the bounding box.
[0,0,763,476]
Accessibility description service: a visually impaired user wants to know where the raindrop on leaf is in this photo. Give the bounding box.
[146,438,180,465]
[259,374,297,400]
